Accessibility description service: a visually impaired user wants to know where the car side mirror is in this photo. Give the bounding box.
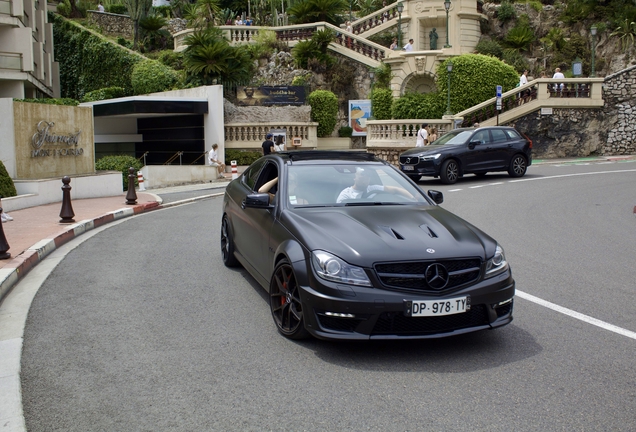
[427,190,443,204]
[468,139,483,149]
[243,193,274,209]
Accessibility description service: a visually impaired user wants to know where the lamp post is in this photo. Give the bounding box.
[590,25,597,77]
[445,61,453,116]
[349,0,353,22]
[444,0,452,48]
[397,2,404,49]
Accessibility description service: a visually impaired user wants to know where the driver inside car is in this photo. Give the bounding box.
[337,167,414,203]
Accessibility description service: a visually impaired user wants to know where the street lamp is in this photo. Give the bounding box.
[591,25,597,77]
[444,0,452,48]
[445,61,453,116]
[397,2,404,49]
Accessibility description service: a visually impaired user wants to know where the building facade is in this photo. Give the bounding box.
[0,0,59,98]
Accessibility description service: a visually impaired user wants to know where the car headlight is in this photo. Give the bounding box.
[485,244,509,278]
[420,153,441,161]
[311,251,372,287]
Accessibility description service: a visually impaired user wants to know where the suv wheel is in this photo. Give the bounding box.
[508,155,527,178]
[440,160,459,184]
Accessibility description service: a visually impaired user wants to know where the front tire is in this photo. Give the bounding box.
[221,216,239,267]
[270,259,310,340]
[440,159,459,184]
[508,155,528,178]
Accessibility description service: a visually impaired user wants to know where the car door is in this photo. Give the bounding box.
[462,129,493,172]
[242,161,279,281]
[488,128,514,169]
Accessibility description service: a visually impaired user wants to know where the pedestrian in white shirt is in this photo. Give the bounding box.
[208,144,226,179]
[403,39,414,52]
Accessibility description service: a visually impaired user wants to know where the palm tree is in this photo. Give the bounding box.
[287,0,348,25]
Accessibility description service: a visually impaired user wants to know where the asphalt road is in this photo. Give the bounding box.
[19,161,636,431]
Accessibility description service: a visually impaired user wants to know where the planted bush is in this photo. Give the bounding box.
[225,149,262,166]
[131,59,180,95]
[308,90,338,137]
[0,161,17,198]
[81,86,128,102]
[95,155,143,191]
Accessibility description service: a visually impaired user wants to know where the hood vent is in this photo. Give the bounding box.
[379,225,404,240]
[420,224,438,238]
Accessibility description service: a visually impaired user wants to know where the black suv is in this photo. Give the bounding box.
[399,126,532,184]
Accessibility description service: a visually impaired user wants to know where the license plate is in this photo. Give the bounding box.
[404,296,470,317]
[403,165,414,171]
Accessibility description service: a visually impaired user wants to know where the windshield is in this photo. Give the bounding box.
[286,163,430,207]
[434,130,473,145]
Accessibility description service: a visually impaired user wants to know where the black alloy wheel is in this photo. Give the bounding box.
[440,159,459,184]
[270,259,310,339]
[508,155,528,178]
[221,216,239,267]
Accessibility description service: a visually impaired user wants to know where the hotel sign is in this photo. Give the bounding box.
[31,120,84,158]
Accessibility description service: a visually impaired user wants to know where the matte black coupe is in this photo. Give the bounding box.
[400,126,532,184]
[221,151,514,340]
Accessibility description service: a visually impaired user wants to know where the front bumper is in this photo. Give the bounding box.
[295,263,515,340]
[400,160,440,177]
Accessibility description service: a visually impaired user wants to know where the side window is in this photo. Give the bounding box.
[242,159,267,191]
[472,130,490,144]
[254,162,279,195]
[505,129,521,140]
[491,129,508,143]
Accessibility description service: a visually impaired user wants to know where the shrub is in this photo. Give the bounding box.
[308,90,338,137]
[497,1,516,22]
[475,40,503,59]
[371,88,393,120]
[131,59,180,95]
[56,0,72,17]
[108,4,128,14]
[392,92,443,120]
[95,155,143,191]
[338,126,353,137]
[435,54,518,115]
[0,160,17,198]
[81,86,128,102]
[225,149,262,166]
[15,98,80,106]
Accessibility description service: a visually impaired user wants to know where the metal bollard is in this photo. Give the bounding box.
[0,208,10,259]
[126,167,137,205]
[59,176,75,223]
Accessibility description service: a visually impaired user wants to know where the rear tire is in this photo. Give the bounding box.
[440,160,459,184]
[508,155,528,178]
[270,259,310,340]
[221,216,239,267]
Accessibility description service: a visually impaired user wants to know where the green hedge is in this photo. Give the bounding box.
[0,160,17,198]
[370,88,393,120]
[51,13,145,100]
[225,149,262,166]
[81,86,128,102]
[131,59,180,95]
[15,98,80,106]
[307,90,338,137]
[95,155,143,191]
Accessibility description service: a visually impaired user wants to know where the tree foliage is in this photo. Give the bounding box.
[123,0,153,49]
[131,59,180,94]
[370,88,393,120]
[287,0,348,25]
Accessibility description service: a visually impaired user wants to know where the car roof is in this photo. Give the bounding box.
[273,150,381,165]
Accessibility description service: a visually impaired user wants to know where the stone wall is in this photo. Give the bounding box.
[87,11,133,39]
[514,66,636,158]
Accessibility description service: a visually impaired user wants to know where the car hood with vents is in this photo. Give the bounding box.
[281,205,497,267]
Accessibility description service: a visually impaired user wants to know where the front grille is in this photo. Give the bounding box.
[374,259,481,292]
[372,305,489,335]
[400,156,419,165]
